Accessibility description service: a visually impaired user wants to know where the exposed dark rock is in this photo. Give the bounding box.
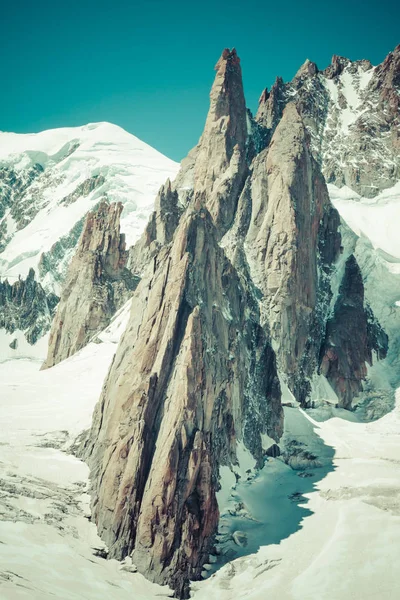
[60,175,105,206]
[0,268,58,344]
[38,217,86,287]
[319,255,388,408]
[265,444,281,458]
[9,338,18,350]
[42,201,138,369]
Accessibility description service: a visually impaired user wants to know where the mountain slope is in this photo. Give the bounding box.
[0,122,178,355]
[0,122,179,292]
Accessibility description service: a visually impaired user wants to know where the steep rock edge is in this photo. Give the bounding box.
[83,48,284,597]
[42,200,138,369]
[129,47,249,278]
[320,255,388,408]
[0,268,58,344]
[234,103,342,403]
[84,205,282,598]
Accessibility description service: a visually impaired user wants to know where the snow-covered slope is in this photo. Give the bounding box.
[0,314,172,600]
[0,122,179,292]
[2,335,399,600]
[193,397,400,600]
[329,182,400,259]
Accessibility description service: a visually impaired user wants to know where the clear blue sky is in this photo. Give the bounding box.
[1,0,399,161]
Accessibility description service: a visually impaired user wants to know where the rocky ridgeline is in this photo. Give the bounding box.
[257,44,400,197]
[71,48,389,597]
[0,268,58,345]
[42,200,138,369]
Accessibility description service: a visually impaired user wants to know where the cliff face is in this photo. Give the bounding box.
[85,204,281,597]
[76,47,391,598]
[0,268,58,345]
[83,50,284,597]
[320,255,388,408]
[42,201,138,369]
[239,103,341,402]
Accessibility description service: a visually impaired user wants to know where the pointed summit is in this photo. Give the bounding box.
[256,75,286,131]
[294,58,318,79]
[323,54,350,78]
[194,47,247,195]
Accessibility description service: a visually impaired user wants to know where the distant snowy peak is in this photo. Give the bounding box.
[0,122,179,291]
[256,44,400,198]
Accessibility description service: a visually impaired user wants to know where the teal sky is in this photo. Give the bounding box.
[1,0,399,161]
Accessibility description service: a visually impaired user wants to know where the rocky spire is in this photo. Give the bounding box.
[193,48,249,235]
[194,48,247,191]
[294,58,318,79]
[81,47,285,599]
[42,201,138,369]
[323,54,351,78]
[256,76,287,133]
[84,205,282,597]
[128,178,183,276]
[77,48,389,600]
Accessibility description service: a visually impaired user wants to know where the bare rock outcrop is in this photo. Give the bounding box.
[0,268,58,344]
[229,102,341,403]
[320,255,388,408]
[85,204,282,597]
[256,44,400,197]
[42,200,138,368]
[83,49,283,598]
[128,178,183,276]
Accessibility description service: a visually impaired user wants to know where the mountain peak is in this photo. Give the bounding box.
[323,54,351,78]
[295,58,318,78]
[193,47,247,210]
[216,47,240,67]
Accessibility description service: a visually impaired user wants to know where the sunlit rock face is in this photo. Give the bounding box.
[42,201,138,369]
[79,46,389,597]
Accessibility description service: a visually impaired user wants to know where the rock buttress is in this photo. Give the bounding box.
[42,201,137,368]
[84,206,282,597]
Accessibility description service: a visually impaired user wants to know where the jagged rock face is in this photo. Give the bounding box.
[38,216,86,286]
[83,49,285,598]
[230,103,341,401]
[320,256,388,408]
[82,47,389,598]
[128,179,183,276]
[0,268,58,344]
[85,205,282,597]
[42,201,138,369]
[129,49,249,277]
[194,49,247,195]
[256,44,400,197]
